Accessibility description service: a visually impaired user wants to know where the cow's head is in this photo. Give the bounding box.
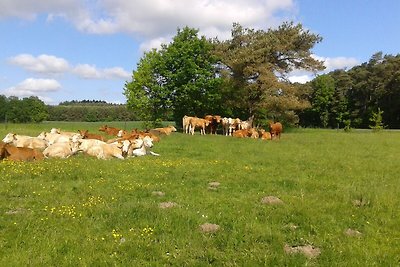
[2,133,16,144]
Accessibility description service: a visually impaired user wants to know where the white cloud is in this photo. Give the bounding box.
[288,55,361,84]
[288,75,313,84]
[72,64,101,79]
[2,78,61,100]
[0,0,296,50]
[8,54,70,75]
[103,67,131,79]
[312,55,360,72]
[8,53,130,80]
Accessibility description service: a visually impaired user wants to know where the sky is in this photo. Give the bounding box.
[0,0,399,105]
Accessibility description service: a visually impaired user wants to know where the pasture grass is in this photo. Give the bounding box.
[1,123,399,266]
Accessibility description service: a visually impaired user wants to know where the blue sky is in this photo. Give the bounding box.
[0,0,399,104]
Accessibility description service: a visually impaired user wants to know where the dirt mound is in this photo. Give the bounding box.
[159,202,178,209]
[199,223,220,233]
[152,191,165,196]
[208,181,220,190]
[344,228,362,237]
[261,196,284,205]
[284,244,321,259]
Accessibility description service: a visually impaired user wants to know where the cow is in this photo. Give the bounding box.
[205,115,222,135]
[78,139,129,160]
[37,132,80,145]
[222,117,241,136]
[258,129,272,140]
[269,122,283,139]
[248,128,259,138]
[232,129,250,138]
[183,115,194,134]
[1,142,44,161]
[189,117,210,135]
[78,130,105,141]
[50,128,78,137]
[0,141,8,159]
[43,141,80,159]
[152,125,177,136]
[98,125,121,136]
[128,136,159,157]
[2,133,48,150]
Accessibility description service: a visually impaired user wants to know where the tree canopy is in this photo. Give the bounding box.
[124,22,324,126]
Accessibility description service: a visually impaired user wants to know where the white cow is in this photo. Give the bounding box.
[2,133,48,150]
[43,141,80,159]
[78,139,129,160]
[128,136,159,157]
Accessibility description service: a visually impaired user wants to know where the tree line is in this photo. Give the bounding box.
[302,52,400,129]
[124,22,400,129]
[0,97,137,123]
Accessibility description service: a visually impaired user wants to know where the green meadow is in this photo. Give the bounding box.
[1,123,399,266]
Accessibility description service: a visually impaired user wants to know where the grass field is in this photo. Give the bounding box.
[1,122,399,266]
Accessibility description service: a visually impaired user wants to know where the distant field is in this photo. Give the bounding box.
[1,123,399,266]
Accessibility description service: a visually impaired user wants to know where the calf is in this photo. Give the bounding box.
[259,129,272,140]
[1,143,44,161]
[233,129,250,138]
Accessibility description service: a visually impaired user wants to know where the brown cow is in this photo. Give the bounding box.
[78,130,105,141]
[152,125,177,136]
[1,143,44,161]
[269,122,283,139]
[189,117,210,135]
[233,129,250,138]
[205,115,222,135]
[259,129,272,140]
[98,125,121,136]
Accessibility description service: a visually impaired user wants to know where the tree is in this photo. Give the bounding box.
[124,27,222,127]
[310,74,335,127]
[214,22,325,124]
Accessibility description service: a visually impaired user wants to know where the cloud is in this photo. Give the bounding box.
[72,64,101,79]
[2,78,61,99]
[8,54,70,75]
[0,0,296,50]
[0,0,82,20]
[312,55,360,72]
[72,64,131,80]
[8,53,130,80]
[288,56,361,84]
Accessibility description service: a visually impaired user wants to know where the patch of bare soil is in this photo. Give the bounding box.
[284,244,321,259]
[352,198,370,207]
[208,181,220,190]
[344,228,362,237]
[199,223,220,233]
[152,191,165,197]
[159,202,178,209]
[5,208,27,215]
[261,196,284,205]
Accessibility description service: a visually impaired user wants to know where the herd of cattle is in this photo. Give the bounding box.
[0,115,282,162]
[0,125,177,162]
[183,115,282,140]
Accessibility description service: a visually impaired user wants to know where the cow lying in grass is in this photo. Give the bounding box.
[78,130,105,141]
[98,125,121,136]
[78,139,130,160]
[2,133,48,150]
[152,125,177,136]
[127,136,159,157]
[0,141,44,161]
[43,141,80,159]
